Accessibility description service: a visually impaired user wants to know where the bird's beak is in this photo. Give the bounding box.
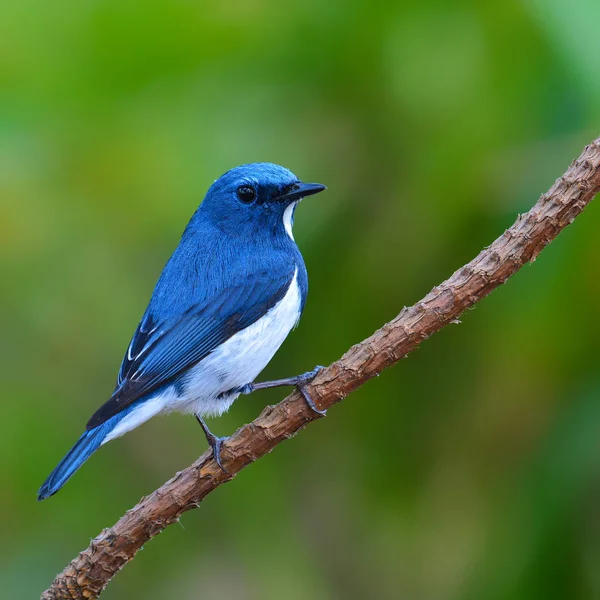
[278,182,327,202]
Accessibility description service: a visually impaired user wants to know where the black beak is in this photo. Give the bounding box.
[279,182,327,202]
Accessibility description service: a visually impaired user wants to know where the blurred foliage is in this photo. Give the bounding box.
[2,0,600,598]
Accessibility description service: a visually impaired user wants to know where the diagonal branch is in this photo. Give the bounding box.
[42,137,600,600]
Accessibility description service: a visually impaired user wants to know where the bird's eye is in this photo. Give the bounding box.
[236,185,257,204]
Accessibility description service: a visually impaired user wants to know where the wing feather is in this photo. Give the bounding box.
[86,270,294,430]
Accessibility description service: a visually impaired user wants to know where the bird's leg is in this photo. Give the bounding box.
[241,366,327,416]
[195,415,229,474]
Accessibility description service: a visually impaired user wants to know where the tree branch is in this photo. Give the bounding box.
[42,138,600,600]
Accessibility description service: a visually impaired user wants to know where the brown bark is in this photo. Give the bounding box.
[42,138,600,599]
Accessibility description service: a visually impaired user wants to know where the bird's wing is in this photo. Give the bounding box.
[86,269,295,430]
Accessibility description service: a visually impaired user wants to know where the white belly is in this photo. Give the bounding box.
[174,268,301,417]
[103,270,301,442]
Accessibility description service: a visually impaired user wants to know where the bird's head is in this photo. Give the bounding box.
[196,163,326,239]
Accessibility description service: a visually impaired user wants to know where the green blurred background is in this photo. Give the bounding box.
[2,1,600,598]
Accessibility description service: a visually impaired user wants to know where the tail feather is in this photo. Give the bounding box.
[37,398,158,501]
[37,425,109,501]
[37,406,137,501]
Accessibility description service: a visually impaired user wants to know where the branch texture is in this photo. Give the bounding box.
[42,138,600,599]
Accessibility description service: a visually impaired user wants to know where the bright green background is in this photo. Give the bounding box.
[2,1,600,599]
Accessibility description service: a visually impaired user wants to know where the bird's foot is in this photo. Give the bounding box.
[206,433,229,474]
[195,415,229,474]
[296,367,327,417]
[242,365,327,416]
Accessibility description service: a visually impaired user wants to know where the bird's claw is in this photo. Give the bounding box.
[207,434,229,474]
[195,414,230,474]
[297,365,327,416]
[239,365,327,415]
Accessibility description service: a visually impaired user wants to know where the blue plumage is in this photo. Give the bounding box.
[37,402,140,500]
[38,163,325,500]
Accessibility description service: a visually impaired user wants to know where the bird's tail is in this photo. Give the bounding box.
[38,396,164,500]
[37,401,142,501]
[37,424,111,501]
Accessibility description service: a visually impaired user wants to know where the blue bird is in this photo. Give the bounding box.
[38,163,327,500]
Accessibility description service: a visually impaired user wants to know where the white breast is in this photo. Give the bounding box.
[175,268,302,417]
[101,269,302,442]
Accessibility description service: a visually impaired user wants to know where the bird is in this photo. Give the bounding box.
[37,163,327,500]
